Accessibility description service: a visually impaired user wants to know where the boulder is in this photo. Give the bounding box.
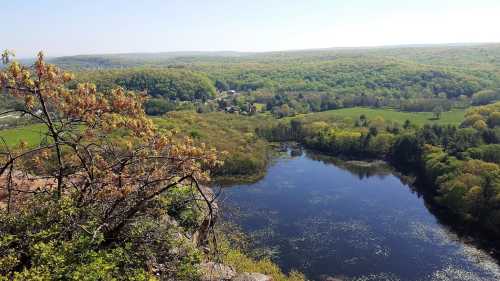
[232,272,273,281]
[199,262,236,281]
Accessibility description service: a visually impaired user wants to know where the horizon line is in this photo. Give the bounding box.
[14,41,500,60]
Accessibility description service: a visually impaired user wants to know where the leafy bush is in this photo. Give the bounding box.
[472,89,500,105]
[0,53,218,280]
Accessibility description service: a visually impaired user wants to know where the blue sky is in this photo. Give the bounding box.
[2,0,500,58]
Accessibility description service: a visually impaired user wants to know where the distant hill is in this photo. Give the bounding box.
[46,43,500,114]
[49,51,255,70]
[48,43,500,70]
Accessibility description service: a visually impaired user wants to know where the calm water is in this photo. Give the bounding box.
[223,150,500,281]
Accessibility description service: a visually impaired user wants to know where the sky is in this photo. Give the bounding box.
[2,0,500,58]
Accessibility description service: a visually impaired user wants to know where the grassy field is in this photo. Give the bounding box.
[306,107,466,126]
[0,124,47,147]
[0,107,466,150]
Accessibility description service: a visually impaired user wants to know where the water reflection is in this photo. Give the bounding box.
[224,149,500,281]
[305,151,393,180]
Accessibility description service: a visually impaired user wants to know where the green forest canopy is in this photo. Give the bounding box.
[48,44,500,116]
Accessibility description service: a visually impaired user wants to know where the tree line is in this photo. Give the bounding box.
[73,68,217,115]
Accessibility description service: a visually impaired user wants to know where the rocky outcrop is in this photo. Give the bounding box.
[199,263,273,281]
[199,262,236,281]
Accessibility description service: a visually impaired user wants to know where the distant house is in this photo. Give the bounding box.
[224,106,240,114]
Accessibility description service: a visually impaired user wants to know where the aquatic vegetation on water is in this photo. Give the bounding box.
[426,265,498,281]
[225,152,500,281]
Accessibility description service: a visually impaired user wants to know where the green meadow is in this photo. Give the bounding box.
[0,124,47,147]
[0,107,466,148]
[306,107,466,126]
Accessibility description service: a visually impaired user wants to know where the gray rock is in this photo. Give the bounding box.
[232,272,273,281]
[199,262,236,281]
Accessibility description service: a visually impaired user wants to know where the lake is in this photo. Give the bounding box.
[223,149,500,281]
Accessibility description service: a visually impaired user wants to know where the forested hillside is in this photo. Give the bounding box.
[50,44,500,117]
[74,68,216,101]
[50,43,500,70]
